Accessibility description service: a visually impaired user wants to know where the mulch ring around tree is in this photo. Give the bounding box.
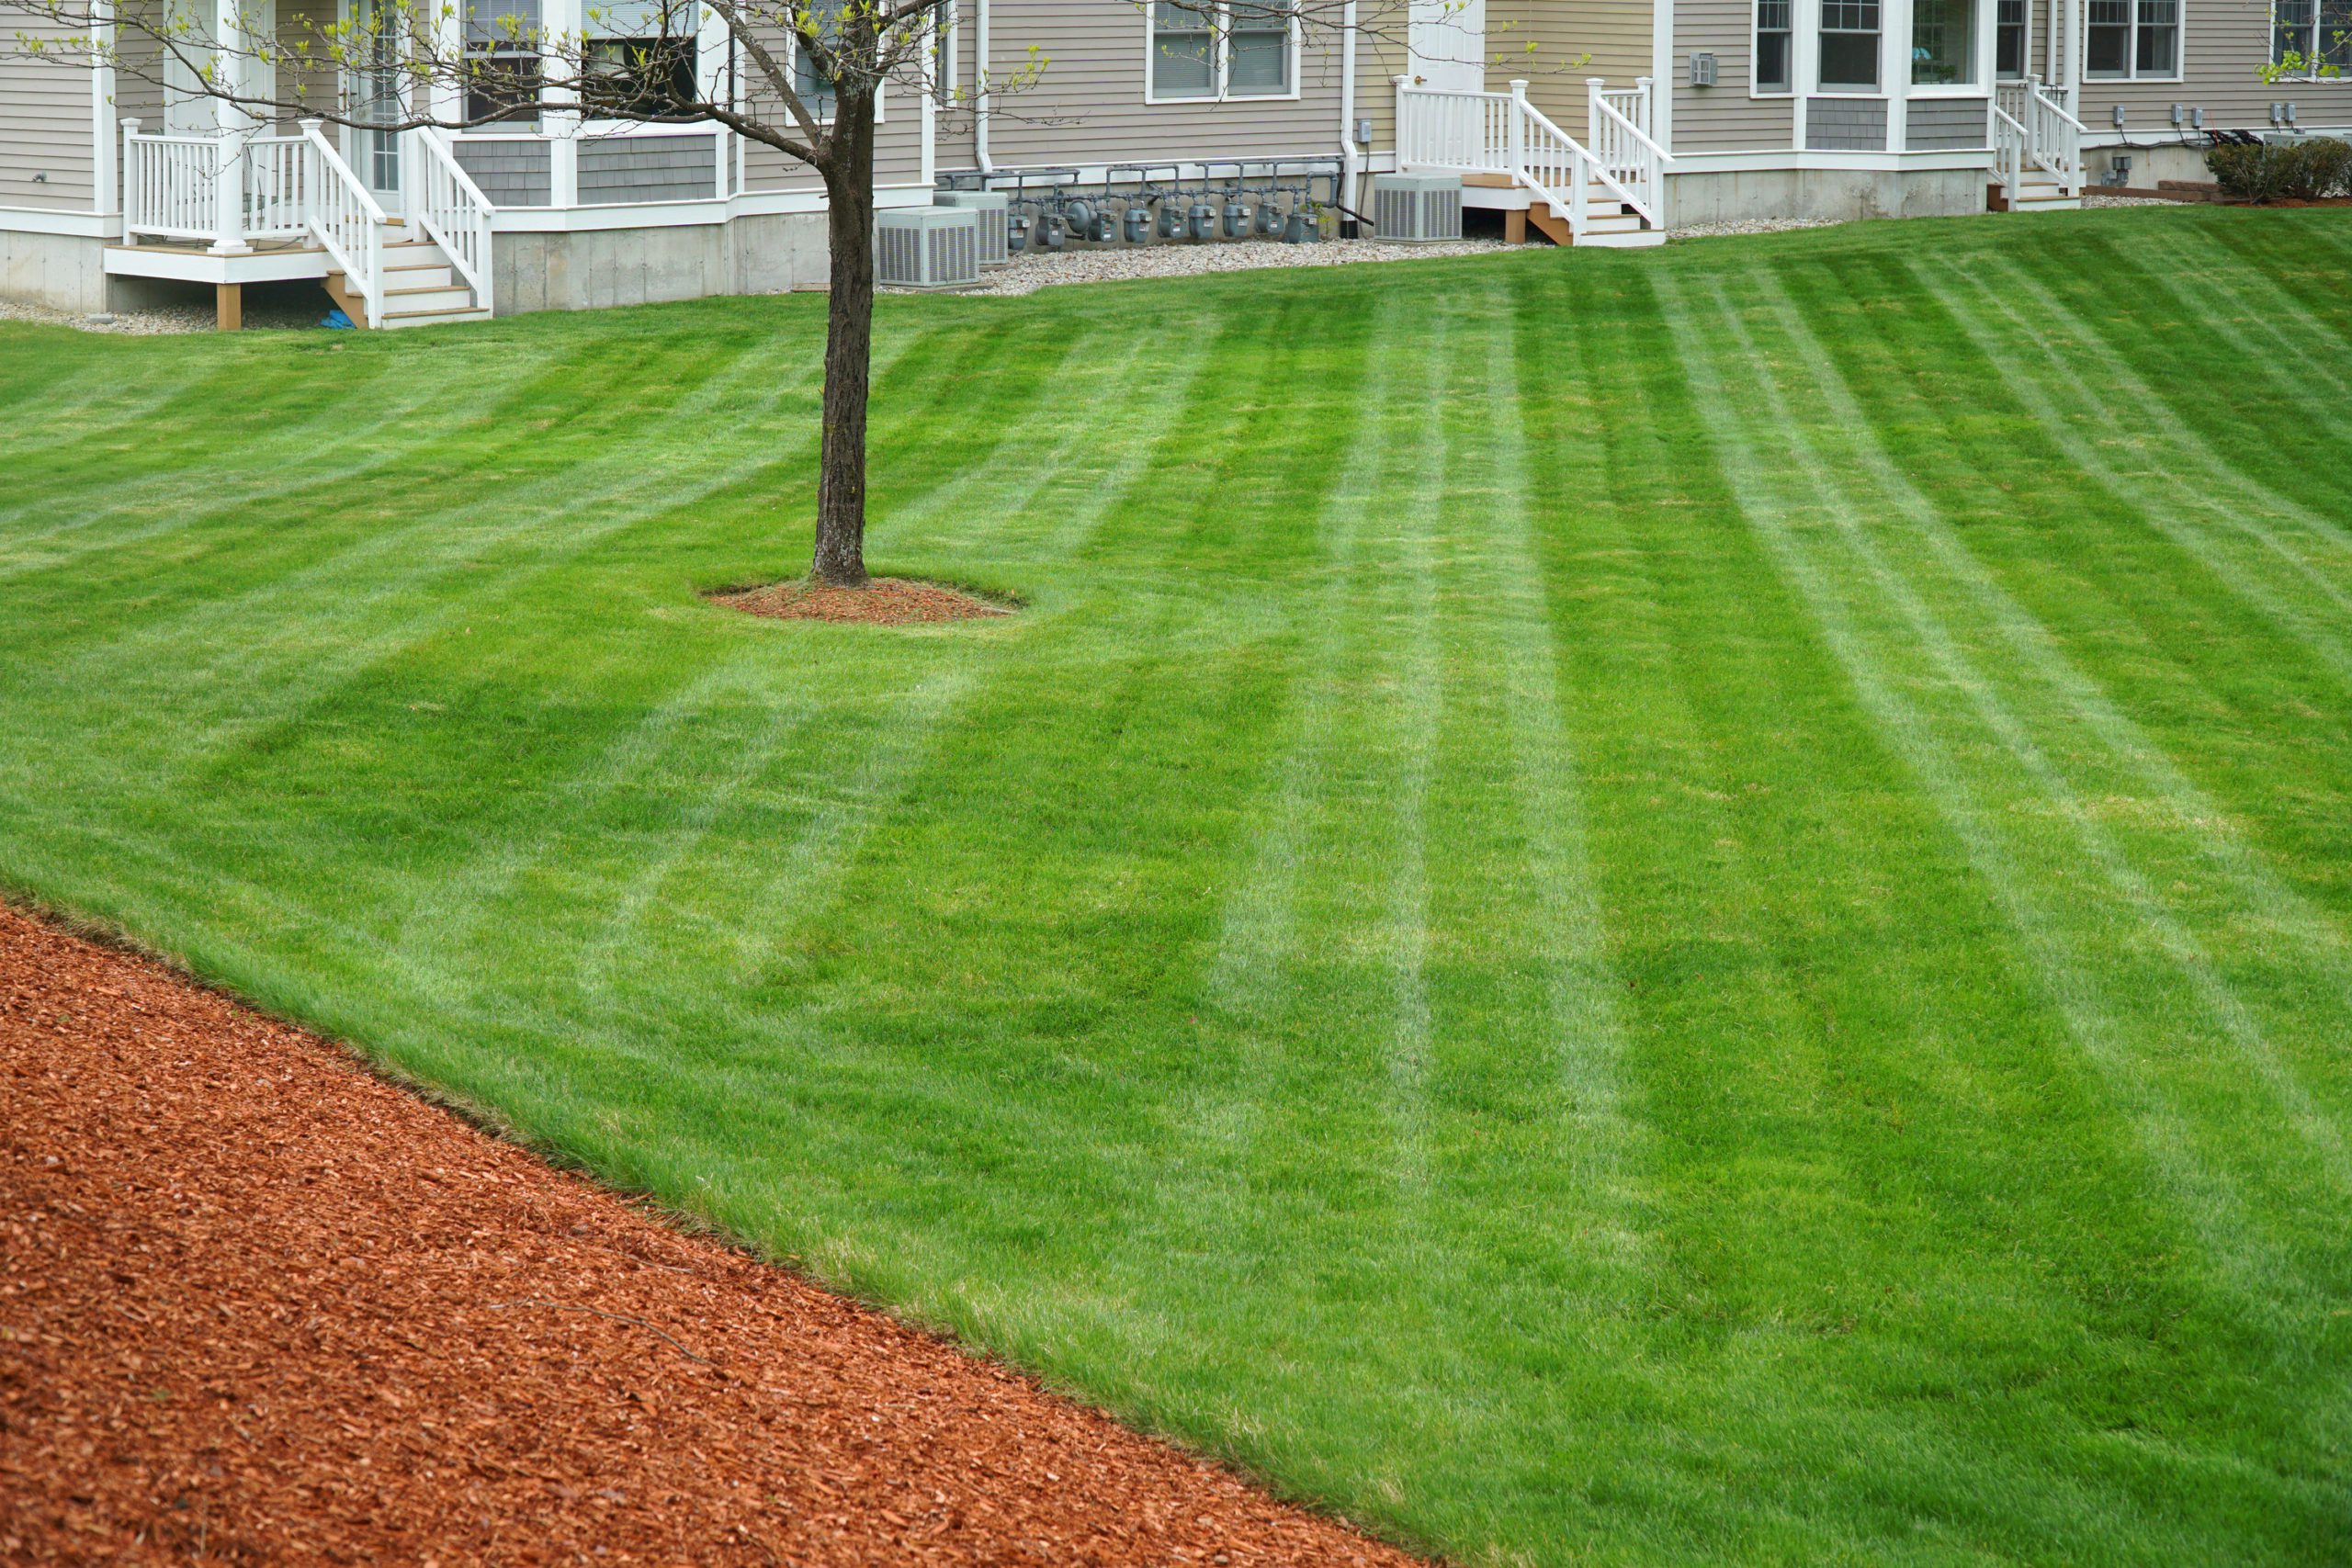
[708,577,1016,626]
[0,902,1418,1567]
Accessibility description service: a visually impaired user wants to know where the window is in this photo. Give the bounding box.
[1820,0,1882,88]
[1912,0,1976,82]
[1228,1,1295,96]
[2137,0,2178,72]
[1996,0,2027,76]
[2273,0,2351,72]
[1152,2,1217,97]
[929,0,956,105]
[584,0,699,115]
[1756,0,1792,91]
[464,0,542,128]
[2086,0,2179,75]
[1148,1,1298,101]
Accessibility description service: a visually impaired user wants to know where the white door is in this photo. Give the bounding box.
[343,0,405,212]
[1408,0,1487,92]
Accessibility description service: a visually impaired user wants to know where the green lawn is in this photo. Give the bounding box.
[5,208,2350,1565]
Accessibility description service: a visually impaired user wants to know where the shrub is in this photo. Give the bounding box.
[2206,139,2352,202]
[2295,137,2352,198]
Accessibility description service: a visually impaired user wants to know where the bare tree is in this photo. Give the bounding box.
[5,1,1539,589]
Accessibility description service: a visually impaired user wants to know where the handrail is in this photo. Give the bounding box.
[300,120,388,328]
[1588,93,1667,227]
[1991,102,2028,197]
[1521,98,1645,231]
[404,127,495,316]
[1395,79,1661,241]
[1996,76,2083,192]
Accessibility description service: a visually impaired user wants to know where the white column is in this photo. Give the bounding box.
[697,0,729,197]
[1510,78,1530,179]
[431,0,464,123]
[1587,74,1604,148]
[1651,0,1675,152]
[119,116,141,241]
[1793,0,1819,150]
[1885,0,1913,152]
[545,0,582,206]
[92,0,119,217]
[210,0,251,253]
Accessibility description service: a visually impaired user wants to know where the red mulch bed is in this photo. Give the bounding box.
[0,903,1417,1566]
[710,578,1014,626]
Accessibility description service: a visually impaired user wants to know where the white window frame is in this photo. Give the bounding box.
[1142,1,1304,106]
[2084,0,2185,81]
[1994,0,2030,80]
[1816,0,1885,93]
[1753,0,1796,96]
[775,6,890,130]
[577,0,706,130]
[2271,0,2351,76]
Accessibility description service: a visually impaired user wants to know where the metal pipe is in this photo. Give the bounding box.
[1339,0,1362,218]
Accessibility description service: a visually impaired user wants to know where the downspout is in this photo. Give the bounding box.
[1338,0,1360,220]
[975,0,993,173]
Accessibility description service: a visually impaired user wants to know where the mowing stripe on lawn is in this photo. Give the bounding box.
[1668,269,2349,1320]
[1758,262,2352,1111]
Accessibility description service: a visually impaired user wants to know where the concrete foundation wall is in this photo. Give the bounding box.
[491,210,831,315]
[1667,166,1988,223]
[1,230,107,313]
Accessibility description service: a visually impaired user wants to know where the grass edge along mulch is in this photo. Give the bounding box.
[0,898,1420,1567]
[707,576,1018,626]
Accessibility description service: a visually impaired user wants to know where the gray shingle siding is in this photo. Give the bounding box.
[578,136,718,203]
[1805,98,1888,150]
[1907,98,1989,149]
[455,139,554,206]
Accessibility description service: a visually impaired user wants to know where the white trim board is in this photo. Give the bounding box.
[485,182,936,232]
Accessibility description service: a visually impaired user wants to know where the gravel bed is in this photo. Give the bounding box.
[1668,215,1854,241]
[2080,191,2183,207]
[927,235,1517,296]
[0,287,340,336]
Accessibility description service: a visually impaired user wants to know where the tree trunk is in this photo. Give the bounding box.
[810,79,878,589]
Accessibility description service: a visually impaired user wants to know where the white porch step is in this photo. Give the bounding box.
[382,282,477,313]
[380,306,493,330]
[1578,228,1669,248]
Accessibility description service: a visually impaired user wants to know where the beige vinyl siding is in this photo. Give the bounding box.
[2088,0,2352,130]
[2,10,97,210]
[1675,0,1798,149]
[738,24,927,194]
[1360,26,1408,159]
[1492,0,1656,142]
[977,0,1348,167]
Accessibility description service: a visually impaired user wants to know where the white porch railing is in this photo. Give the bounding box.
[1396,78,1665,241]
[1395,82,1516,173]
[1992,75,2084,195]
[121,129,223,243]
[123,125,312,248]
[301,120,389,328]
[404,128,496,316]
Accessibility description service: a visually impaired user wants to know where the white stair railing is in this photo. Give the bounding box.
[403,127,495,316]
[1395,77,1663,243]
[1993,76,2084,193]
[120,122,222,243]
[1991,102,2029,198]
[300,119,388,328]
[1587,78,1667,227]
